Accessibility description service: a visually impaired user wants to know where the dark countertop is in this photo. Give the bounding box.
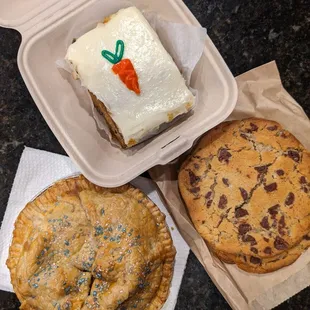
[0,0,309,309]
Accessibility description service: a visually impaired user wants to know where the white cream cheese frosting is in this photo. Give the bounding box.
[66,6,195,146]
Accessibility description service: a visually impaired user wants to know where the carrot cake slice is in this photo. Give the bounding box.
[66,7,195,148]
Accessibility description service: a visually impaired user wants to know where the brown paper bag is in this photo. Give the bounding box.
[150,61,310,310]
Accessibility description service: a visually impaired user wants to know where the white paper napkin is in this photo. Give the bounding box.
[0,147,189,309]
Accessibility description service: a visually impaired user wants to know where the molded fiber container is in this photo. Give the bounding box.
[0,0,238,187]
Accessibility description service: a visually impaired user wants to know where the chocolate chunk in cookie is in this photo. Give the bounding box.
[264,247,272,254]
[255,165,269,174]
[250,256,261,265]
[218,148,232,163]
[245,122,259,133]
[189,187,200,194]
[238,224,252,235]
[274,236,288,250]
[267,125,278,131]
[287,150,300,162]
[264,183,277,192]
[235,208,249,218]
[276,169,285,176]
[260,216,270,230]
[193,163,200,170]
[250,247,258,254]
[222,178,230,186]
[268,204,279,215]
[188,170,200,186]
[239,188,248,201]
[300,176,307,184]
[242,235,257,246]
[218,195,227,209]
[285,192,295,206]
[205,191,213,208]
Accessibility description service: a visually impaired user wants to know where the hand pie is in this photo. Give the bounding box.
[7,175,176,309]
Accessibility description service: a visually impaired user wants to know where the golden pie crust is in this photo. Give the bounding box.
[7,175,176,309]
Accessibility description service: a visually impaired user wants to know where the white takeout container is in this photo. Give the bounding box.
[0,0,237,187]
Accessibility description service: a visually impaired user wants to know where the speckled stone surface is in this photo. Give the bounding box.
[0,0,309,309]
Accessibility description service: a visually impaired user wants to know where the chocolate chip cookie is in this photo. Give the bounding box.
[178,118,310,273]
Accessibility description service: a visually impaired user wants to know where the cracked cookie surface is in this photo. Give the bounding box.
[7,175,175,309]
[179,118,310,273]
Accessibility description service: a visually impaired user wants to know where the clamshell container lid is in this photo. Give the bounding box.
[0,0,93,33]
[0,0,67,28]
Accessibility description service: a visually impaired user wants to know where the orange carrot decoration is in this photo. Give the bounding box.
[101,40,140,95]
[112,59,140,95]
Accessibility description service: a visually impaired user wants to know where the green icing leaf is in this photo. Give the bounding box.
[115,40,124,62]
[101,40,125,64]
[101,50,117,64]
